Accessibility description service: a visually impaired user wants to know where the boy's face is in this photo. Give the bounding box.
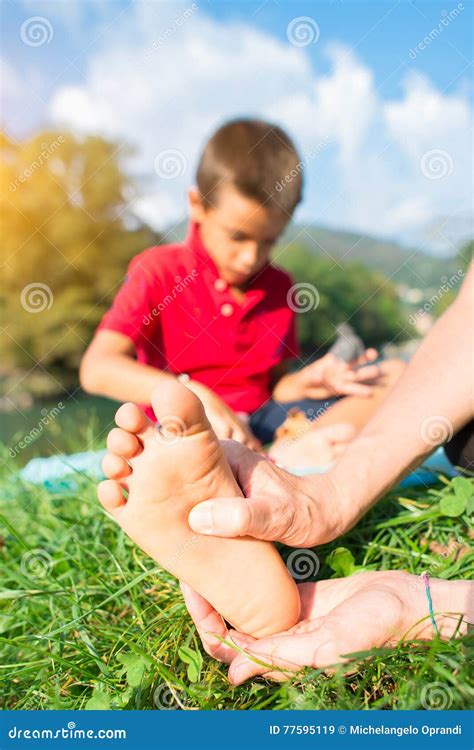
[188,185,290,288]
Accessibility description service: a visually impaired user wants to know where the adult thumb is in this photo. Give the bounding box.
[188,497,254,537]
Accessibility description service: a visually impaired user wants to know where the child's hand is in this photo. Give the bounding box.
[187,380,261,450]
[273,351,381,401]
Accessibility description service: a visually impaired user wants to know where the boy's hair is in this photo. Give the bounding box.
[196,118,303,215]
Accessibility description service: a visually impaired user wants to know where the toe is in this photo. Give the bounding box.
[97,479,127,512]
[107,427,142,458]
[115,402,149,433]
[102,452,131,480]
[151,380,209,439]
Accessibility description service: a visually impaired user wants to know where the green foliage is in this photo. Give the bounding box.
[0,131,159,395]
[457,239,473,273]
[178,645,203,683]
[278,245,409,354]
[279,223,461,289]
[436,477,474,518]
[326,547,356,577]
[0,440,472,711]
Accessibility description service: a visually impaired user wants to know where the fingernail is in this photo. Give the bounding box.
[189,503,215,534]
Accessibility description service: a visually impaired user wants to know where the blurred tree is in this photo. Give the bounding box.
[278,244,409,357]
[433,239,472,317]
[457,239,473,273]
[0,131,159,395]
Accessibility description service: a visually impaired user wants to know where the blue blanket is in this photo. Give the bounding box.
[20,446,457,493]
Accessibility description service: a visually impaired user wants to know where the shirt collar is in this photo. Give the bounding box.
[184,220,270,301]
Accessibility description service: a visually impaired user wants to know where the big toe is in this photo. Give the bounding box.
[151,380,210,440]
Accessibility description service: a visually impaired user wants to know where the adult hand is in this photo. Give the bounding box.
[188,440,345,547]
[187,380,261,450]
[181,571,427,684]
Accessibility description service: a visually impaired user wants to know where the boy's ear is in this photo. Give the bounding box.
[188,187,208,223]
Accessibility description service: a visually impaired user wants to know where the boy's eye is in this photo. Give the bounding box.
[230,232,247,242]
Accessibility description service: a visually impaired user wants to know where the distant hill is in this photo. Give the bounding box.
[164,220,461,289]
[278,224,459,289]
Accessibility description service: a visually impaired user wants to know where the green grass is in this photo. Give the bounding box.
[0,443,473,711]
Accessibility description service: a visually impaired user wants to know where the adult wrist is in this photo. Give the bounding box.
[402,575,471,641]
[298,471,351,545]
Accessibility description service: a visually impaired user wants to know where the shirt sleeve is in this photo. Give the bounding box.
[97,252,160,346]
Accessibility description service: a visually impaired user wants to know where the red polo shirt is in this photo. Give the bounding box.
[98,222,299,418]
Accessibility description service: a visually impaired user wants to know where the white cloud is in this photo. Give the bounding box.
[44,3,471,251]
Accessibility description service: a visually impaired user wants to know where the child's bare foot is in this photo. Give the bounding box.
[97,381,300,638]
[269,422,355,470]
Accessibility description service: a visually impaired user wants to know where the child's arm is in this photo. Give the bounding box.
[80,330,261,449]
[80,330,175,403]
[271,352,382,402]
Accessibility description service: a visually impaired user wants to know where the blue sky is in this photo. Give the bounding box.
[1,0,472,253]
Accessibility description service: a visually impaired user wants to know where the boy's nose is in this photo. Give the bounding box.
[240,244,259,269]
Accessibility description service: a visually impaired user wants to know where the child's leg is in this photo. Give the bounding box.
[267,360,406,469]
[98,381,300,638]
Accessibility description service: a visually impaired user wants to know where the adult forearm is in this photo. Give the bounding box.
[322,270,473,527]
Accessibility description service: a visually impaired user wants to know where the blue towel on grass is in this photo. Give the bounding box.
[20,446,457,492]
